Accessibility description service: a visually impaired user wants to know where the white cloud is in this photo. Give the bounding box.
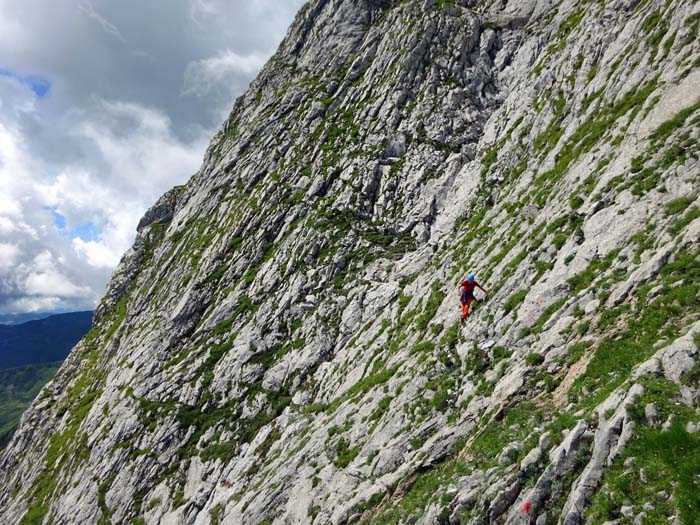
[24,251,90,297]
[0,191,22,218]
[0,79,207,313]
[78,1,127,43]
[0,0,305,314]
[72,238,120,269]
[0,242,19,268]
[183,50,268,98]
[5,296,65,314]
[189,0,220,21]
[0,217,15,234]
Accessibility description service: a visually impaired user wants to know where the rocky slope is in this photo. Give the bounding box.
[1,0,699,524]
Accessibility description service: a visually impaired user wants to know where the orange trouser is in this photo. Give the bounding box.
[461,297,473,320]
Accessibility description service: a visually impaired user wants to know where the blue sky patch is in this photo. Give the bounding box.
[49,207,101,242]
[0,68,51,98]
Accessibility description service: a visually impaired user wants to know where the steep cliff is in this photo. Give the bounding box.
[2,0,699,524]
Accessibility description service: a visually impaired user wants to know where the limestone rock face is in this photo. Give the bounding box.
[2,0,699,524]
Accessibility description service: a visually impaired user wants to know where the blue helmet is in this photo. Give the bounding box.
[468,274,475,282]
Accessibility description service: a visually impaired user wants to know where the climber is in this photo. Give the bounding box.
[458,274,487,321]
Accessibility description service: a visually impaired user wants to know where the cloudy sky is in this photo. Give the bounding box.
[0,0,305,315]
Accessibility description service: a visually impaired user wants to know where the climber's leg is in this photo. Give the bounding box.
[464,296,474,319]
[461,292,474,321]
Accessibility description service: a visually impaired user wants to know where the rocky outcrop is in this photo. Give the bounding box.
[1,0,699,524]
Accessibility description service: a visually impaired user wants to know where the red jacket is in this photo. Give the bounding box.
[460,280,478,293]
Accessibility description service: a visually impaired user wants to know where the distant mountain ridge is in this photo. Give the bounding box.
[0,311,93,370]
[0,312,56,325]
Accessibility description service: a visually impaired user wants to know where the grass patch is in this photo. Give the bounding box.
[567,250,619,293]
[335,438,360,468]
[526,353,545,366]
[570,247,700,407]
[650,101,700,143]
[470,403,541,468]
[588,407,700,523]
[504,289,527,313]
[416,282,446,331]
[669,207,700,236]
[665,196,696,215]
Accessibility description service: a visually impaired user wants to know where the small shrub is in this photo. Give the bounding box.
[630,155,645,173]
[567,341,589,364]
[569,195,585,209]
[439,321,460,349]
[492,346,509,362]
[525,353,545,366]
[410,341,435,356]
[650,101,700,143]
[553,233,568,250]
[430,323,443,336]
[504,289,527,313]
[335,438,359,468]
[669,207,700,236]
